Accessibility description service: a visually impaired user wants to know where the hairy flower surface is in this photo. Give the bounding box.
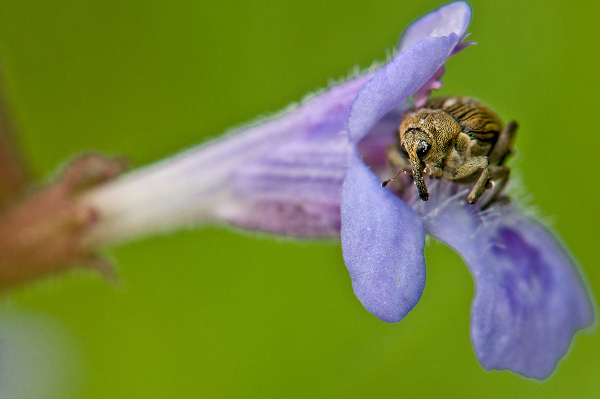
[82,1,594,380]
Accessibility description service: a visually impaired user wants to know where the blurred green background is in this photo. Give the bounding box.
[0,0,598,398]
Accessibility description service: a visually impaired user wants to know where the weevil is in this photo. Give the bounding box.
[383,96,518,207]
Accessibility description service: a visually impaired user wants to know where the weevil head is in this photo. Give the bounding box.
[399,127,432,201]
[398,109,459,201]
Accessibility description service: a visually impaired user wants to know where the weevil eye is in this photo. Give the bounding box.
[416,141,430,159]
[400,143,409,159]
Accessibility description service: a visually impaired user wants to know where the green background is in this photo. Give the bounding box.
[0,0,598,397]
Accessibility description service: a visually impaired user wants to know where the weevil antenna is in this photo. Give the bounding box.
[381,169,412,187]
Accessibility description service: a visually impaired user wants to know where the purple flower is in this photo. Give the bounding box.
[82,1,594,380]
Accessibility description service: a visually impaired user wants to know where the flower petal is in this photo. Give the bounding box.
[398,1,472,53]
[347,34,459,144]
[341,150,426,323]
[418,182,594,379]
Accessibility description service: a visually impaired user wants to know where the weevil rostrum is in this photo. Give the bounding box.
[383,96,518,207]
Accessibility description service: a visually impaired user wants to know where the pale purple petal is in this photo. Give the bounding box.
[347,34,459,144]
[341,150,426,323]
[414,181,594,379]
[398,1,471,53]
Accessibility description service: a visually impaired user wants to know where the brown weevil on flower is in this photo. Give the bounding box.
[382,96,518,207]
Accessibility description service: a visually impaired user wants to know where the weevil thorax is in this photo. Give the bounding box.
[398,108,462,201]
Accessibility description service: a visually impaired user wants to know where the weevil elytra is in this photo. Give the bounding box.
[383,96,518,207]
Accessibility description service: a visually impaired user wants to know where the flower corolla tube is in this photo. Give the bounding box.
[82,1,594,380]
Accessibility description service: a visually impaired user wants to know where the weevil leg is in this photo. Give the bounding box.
[450,156,490,204]
[488,120,518,165]
[479,166,510,209]
[468,170,490,204]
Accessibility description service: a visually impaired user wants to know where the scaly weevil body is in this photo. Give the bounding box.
[383,96,518,207]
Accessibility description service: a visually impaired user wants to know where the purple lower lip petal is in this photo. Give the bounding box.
[416,181,594,379]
